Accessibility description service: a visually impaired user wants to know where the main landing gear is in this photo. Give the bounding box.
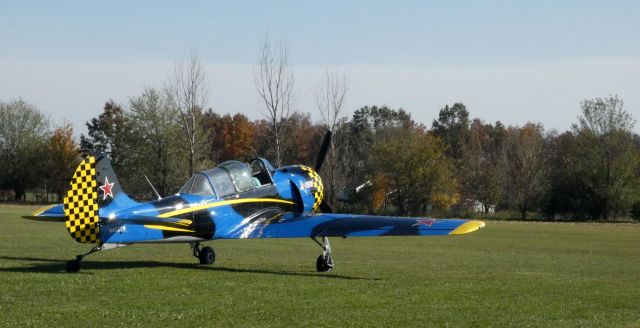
[312,236,333,272]
[191,242,215,265]
[65,242,215,272]
[66,245,102,273]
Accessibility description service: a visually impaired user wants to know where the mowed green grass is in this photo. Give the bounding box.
[1,207,639,327]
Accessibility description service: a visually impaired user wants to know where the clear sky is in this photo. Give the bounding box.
[1,0,639,135]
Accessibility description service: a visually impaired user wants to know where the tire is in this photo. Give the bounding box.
[199,246,215,265]
[316,255,333,272]
[66,259,80,273]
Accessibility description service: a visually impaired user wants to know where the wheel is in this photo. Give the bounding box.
[316,255,326,272]
[316,254,333,272]
[66,259,81,273]
[325,255,334,272]
[199,246,215,265]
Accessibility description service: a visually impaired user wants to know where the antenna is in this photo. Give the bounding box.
[144,175,162,200]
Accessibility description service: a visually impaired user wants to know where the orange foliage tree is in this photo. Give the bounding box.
[47,123,78,202]
[204,112,256,163]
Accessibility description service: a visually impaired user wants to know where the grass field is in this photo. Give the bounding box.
[1,206,639,327]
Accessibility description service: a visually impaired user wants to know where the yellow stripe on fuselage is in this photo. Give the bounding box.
[144,225,195,232]
[157,198,294,218]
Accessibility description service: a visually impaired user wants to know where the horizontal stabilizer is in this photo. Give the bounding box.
[22,204,66,222]
[22,215,67,222]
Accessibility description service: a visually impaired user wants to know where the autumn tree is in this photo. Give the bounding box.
[503,123,549,219]
[283,112,324,166]
[348,106,415,190]
[251,118,272,161]
[543,131,583,218]
[128,88,188,198]
[568,95,639,219]
[431,103,471,162]
[372,128,458,216]
[460,119,505,214]
[46,123,78,202]
[202,110,256,164]
[351,106,414,134]
[80,100,130,173]
[0,98,50,200]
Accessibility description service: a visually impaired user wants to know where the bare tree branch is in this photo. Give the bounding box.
[254,36,294,167]
[170,49,209,176]
[315,69,349,204]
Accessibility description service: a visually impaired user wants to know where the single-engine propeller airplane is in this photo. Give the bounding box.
[23,132,485,273]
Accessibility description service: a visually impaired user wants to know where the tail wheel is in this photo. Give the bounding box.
[66,246,102,273]
[66,259,81,273]
[199,246,215,265]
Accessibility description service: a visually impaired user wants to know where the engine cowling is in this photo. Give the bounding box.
[282,165,324,213]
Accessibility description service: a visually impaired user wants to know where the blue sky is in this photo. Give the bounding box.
[1,1,639,134]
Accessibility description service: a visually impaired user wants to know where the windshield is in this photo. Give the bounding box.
[202,168,236,198]
[178,173,215,196]
[218,161,255,192]
[180,161,260,198]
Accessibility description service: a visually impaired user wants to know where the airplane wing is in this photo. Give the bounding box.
[221,212,485,239]
[308,214,485,237]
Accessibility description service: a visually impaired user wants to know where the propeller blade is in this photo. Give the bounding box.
[314,130,333,172]
[319,199,333,213]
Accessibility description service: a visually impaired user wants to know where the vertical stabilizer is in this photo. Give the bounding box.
[62,153,138,243]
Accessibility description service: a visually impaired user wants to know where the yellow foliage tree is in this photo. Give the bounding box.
[372,128,457,216]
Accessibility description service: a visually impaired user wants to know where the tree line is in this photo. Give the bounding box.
[1,94,638,221]
[1,44,639,221]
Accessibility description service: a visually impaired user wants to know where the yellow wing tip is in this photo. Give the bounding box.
[450,220,486,235]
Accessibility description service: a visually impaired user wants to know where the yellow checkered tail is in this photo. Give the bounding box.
[63,155,100,243]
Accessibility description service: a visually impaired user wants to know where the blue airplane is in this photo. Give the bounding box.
[23,132,485,273]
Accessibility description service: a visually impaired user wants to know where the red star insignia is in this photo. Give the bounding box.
[412,219,438,227]
[99,176,115,200]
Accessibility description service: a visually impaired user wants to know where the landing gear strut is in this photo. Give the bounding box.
[191,242,215,265]
[66,245,102,273]
[312,236,333,272]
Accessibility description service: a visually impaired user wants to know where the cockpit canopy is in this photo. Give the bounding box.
[178,160,271,198]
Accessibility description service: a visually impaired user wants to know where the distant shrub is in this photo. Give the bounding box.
[632,202,640,221]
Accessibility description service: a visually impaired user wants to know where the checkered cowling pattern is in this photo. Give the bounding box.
[63,156,100,243]
[299,165,324,211]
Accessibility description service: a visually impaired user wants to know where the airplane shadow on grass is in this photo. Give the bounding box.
[0,255,378,281]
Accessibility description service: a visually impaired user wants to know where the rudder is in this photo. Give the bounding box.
[63,155,100,243]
